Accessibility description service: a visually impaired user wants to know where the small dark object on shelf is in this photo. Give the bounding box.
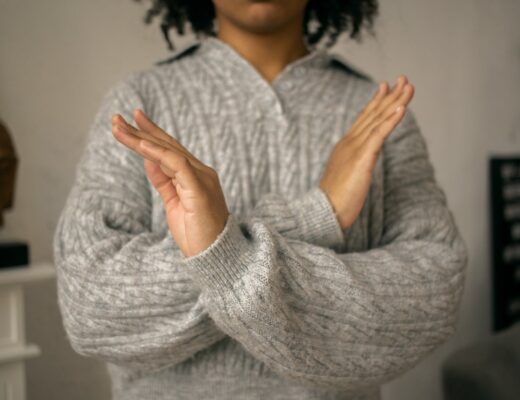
[0,241,29,268]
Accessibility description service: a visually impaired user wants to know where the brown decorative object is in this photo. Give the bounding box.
[0,119,18,227]
[0,120,28,268]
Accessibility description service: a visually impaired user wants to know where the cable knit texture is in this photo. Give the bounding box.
[53,36,468,400]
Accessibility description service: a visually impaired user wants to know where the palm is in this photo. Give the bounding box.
[321,139,377,230]
[143,159,188,250]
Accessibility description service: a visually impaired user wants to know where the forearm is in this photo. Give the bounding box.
[243,186,345,250]
[179,211,467,392]
[177,108,468,391]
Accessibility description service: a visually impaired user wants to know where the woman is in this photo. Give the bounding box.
[54,1,468,399]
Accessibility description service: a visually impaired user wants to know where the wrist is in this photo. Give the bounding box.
[287,186,345,250]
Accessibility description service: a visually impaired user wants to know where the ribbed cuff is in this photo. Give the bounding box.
[287,186,345,250]
[179,214,252,291]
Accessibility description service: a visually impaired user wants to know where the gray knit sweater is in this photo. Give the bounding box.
[53,36,468,400]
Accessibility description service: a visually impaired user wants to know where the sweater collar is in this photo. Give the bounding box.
[198,36,331,85]
[156,35,371,84]
[201,35,330,69]
[173,35,369,108]
[196,35,372,86]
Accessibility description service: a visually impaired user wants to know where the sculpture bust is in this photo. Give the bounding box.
[0,120,18,227]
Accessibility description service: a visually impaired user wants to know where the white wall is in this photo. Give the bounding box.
[0,0,518,399]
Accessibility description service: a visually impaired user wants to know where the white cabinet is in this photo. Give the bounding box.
[0,263,55,400]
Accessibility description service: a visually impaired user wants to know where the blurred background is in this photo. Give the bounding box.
[0,0,519,399]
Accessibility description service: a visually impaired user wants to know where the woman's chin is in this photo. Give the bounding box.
[242,4,289,32]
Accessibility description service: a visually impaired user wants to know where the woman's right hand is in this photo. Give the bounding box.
[319,74,415,231]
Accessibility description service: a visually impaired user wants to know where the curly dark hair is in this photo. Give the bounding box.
[134,0,379,51]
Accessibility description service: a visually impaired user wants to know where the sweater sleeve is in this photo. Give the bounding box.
[53,79,228,376]
[178,109,469,392]
[242,186,345,251]
[54,77,344,377]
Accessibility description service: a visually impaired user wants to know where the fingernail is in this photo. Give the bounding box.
[113,125,123,135]
[116,123,128,133]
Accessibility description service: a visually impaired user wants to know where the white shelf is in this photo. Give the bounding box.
[0,262,55,286]
[0,262,55,399]
[0,345,40,365]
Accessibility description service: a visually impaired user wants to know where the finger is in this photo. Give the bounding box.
[115,112,207,170]
[374,75,408,114]
[369,83,414,129]
[350,81,389,134]
[362,83,414,139]
[116,116,204,171]
[143,157,178,188]
[139,139,202,192]
[133,109,195,160]
[355,75,408,135]
[113,114,180,156]
[379,105,407,140]
[112,122,161,164]
[112,123,188,171]
[143,158,178,207]
[363,105,407,151]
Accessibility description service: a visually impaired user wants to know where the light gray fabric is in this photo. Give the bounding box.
[53,36,469,400]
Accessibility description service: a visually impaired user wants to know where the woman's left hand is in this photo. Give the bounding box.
[111,109,230,258]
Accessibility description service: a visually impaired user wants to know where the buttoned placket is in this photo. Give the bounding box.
[201,36,329,117]
[199,36,331,191]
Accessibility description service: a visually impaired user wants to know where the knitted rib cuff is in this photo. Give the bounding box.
[287,186,345,250]
[179,214,252,291]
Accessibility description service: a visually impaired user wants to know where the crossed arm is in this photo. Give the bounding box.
[55,79,467,391]
[55,80,346,374]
